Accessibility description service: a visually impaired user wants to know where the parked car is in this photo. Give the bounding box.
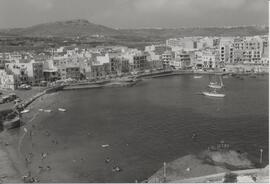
[18,84,32,90]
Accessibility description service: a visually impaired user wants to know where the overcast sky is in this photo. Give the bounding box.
[0,0,268,29]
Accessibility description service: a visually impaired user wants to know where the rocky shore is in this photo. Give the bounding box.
[147,149,268,183]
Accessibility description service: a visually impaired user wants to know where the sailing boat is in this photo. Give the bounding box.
[208,75,224,89]
[202,75,225,98]
[202,89,225,98]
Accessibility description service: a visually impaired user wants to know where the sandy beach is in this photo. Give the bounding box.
[0,89,60,182]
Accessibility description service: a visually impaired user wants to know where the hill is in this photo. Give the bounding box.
[0,19,268,42]
[0,19,120,38]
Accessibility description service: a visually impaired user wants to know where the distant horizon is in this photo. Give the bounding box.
[0,18,268,30]
[0,0,268,29]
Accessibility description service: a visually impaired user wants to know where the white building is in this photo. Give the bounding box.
[0,70,16,90]
[202,50,218,68]
[161,51,173,65]
[5,59,43,85]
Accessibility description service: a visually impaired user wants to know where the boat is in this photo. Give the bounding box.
[101,144,110,148]
[20,109,30,114]
[202,75,225,98]
[58,108,66,112]
[105,157,111,163]
[38,109,44,112]
[202,91,225,98]
[208,83,223,89]
[44,109,52,113]
[208,75,224,89]
[3,116,21,130]
[112,166,122,172]
[194,76,202,79]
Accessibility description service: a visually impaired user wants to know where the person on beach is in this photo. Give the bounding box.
[41,152,48,160]
[25,157,31,167]
[52,139,58,144]
[38,166,44,174]
[46,166,52,171]
[29,130,33,137]
[191,132,197,140]
[28,152,34,158]
[22,171,31,183]
[105,157,110,163]
[45,131,50,136]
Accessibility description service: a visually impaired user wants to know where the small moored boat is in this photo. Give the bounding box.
[3,116,21,130]
[194,76,202,79]
[112,166,122,172]
[44,109,52,113]
[101,144,110,148]
[202,91,225,98]
[58,108,66,112]
[20,109,30,114]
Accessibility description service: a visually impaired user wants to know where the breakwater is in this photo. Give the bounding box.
[62,78,140,90]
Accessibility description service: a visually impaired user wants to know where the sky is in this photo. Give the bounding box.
[0,0,268,29]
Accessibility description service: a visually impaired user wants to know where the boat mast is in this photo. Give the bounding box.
[220,75,224,87]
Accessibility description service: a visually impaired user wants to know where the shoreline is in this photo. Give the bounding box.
[0,91,61,182]
[62,70,268,90]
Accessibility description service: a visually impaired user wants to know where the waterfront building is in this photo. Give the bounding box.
[219,39,234,64]
[173,51,191,69]
[192,51,203,69]
[0,70,16,90]
[121,49,148,72]
[5,59,44,85]
[219,36,265,65]
[145,44,171,55]
[54,57,84,80]
[261,45,269,65]
[147,60,163,70]
[132,54,148,72]
[146,51,161,61]
[161,51,173,66]
[91,64,106,79]
[225,64,269,73]
[96,53,111,65]
[110,57,130,75]
[201,49,219,68]
[43,60,60,82]
[66,67,81,80]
